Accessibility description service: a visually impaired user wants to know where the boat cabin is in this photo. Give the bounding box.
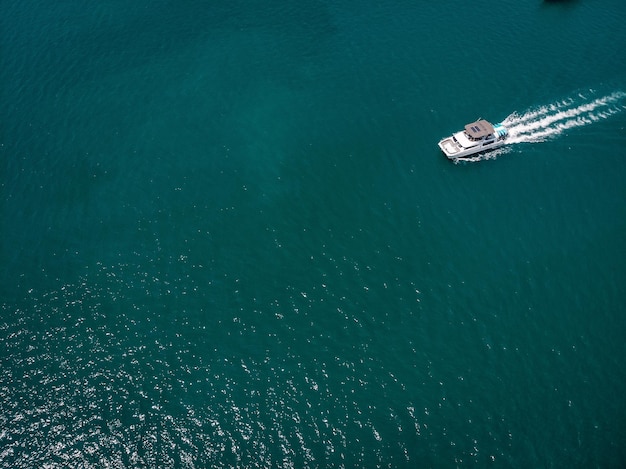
[464,119,496,141]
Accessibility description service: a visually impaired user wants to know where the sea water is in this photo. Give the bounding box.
[1,0,626,467]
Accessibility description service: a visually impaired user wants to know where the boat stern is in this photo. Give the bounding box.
[493,122,508,139]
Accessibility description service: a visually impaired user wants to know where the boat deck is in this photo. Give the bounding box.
[438,137,463,156]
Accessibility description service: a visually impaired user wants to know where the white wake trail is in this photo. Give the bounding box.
[503,91,625,144]
[502,97,574,127]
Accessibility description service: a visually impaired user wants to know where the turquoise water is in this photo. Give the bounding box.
[2,1,626,467]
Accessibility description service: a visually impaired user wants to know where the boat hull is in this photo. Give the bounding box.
[438,137,506,159]
[438,120,508,160]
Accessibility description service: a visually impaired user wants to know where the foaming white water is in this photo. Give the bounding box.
[453,145,513,164]
[502,91,626,144]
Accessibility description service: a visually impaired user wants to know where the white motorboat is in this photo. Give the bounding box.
[438,119,508,160]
